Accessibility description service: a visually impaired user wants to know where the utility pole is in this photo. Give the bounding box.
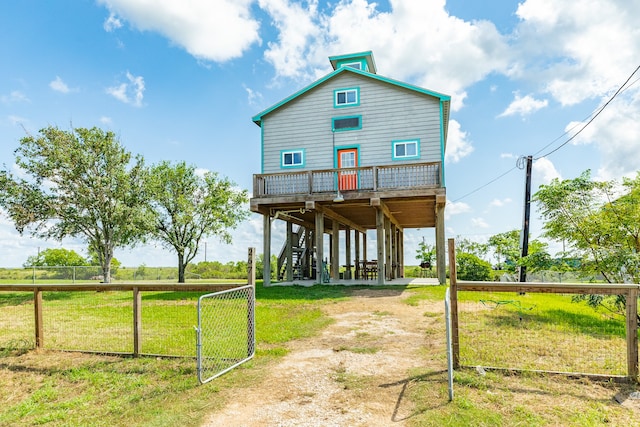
[519,155,533,282]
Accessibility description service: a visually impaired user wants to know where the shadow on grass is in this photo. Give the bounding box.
[379,369,450,421]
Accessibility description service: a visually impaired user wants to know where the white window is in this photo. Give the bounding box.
[281,150,304,168]
[334,88,359,107]
[392,139,420,160]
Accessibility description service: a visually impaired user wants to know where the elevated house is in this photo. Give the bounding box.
[250,51,449,285]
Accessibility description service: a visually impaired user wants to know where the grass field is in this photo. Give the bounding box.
[1,283,638,426]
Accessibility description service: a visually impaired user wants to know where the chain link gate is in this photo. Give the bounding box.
[196,285,255,384]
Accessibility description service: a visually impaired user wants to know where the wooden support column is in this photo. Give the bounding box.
[345,227,352,280]
[376,208,385,285]
[34,288,43,348]
[331,220,340,279]
[436,200,446,284]
[385,217,392,280]
[627,287,639,380]
[286,221,293,281]
[305,228,313,279]
[315,210,324,283]
[263,214,272,286]
[399,229,405,278]
[448,238,459,369]
[354,231,361,280]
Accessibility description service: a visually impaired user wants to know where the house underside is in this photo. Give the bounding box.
[250,162,447,285]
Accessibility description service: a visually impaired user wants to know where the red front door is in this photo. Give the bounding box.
[338,148,358,190]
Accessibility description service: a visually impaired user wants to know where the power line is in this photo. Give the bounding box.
[452,64,640,203]
[534,65,640,160]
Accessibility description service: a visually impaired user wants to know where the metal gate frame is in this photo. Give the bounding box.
[196,284,255,384]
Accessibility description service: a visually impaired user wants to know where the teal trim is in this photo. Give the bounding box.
[391,139,421,161]
[333,86,360,108]
[252,66,450,126]
[332,115,362,132]
[336,58,367,71]
[439,100,446,187]
[329,51,377,73]
[260,122,265,174]
[280,148,305,169]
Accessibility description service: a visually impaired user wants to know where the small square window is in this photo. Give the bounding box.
[282,150,304,168]
[392,140,420,160]
[334,87,359,108]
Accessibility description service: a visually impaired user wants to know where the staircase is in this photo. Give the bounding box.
[277,226,312,281]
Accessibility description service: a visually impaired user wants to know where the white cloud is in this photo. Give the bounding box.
[514,0,640,106]
[244,85,263,107]
[103,12,123,32]
[444,119,473,163]
[7,115,28,126]
[471,217,489,228]
[106,71,145,107]
[445,200,471,220]
[98,0,260,62]
[49,76,71,93]
[1,90,29,104]
[258,0,511,110]
[99,116,112,125]
[498,92,548,118]
[489,198,512,207]
[532,157,561,186]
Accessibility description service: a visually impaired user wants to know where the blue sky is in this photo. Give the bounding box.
[1,0,639,268]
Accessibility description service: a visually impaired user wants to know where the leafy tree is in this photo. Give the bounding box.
[535,170,640,321]
[146,161,249,283]
[487,230,520,272]
[0,127,148,282]
[416,239,436,268]
[456,253,493,281]
[455,236,489,259]
[534,170,640,284]
[519,240,553,273]
[24,248,87,267]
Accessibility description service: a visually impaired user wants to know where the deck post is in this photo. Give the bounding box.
[385,217,392,280]
[315,210,324,283]
[286,221,293,281]
[263,215,272,286]
[331,220,340,279]
[436,199,446,284]
[376,208,385,285]
[345,227,352,279]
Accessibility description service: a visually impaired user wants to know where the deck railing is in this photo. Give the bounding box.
[253,162,441,197]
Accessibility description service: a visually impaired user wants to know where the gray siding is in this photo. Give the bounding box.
[261,72,443,174]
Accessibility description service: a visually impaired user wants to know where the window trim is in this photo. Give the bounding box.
[280,149,305,169]
[333,87,360,108]
[332,115,362,132]
[391,139,420,161]
[337,59,367,71]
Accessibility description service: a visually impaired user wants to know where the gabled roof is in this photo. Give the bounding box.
[252,66,451,129]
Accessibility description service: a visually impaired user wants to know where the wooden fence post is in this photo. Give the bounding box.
[133,287,142,356]
[448,238,459,369]
[34,287,43,349]
[627,287,639,380]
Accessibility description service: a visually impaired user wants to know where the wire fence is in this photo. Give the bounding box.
[448,238,639,381]
[0,285,244,358]
[456,290,628,376]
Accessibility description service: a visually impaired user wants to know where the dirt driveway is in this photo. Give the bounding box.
[202,288,445,426]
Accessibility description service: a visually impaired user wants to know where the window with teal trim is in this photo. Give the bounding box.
[334,87,359,108]
[332,115,362,132]
[281,149,304,168]
[392,139,420,160]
